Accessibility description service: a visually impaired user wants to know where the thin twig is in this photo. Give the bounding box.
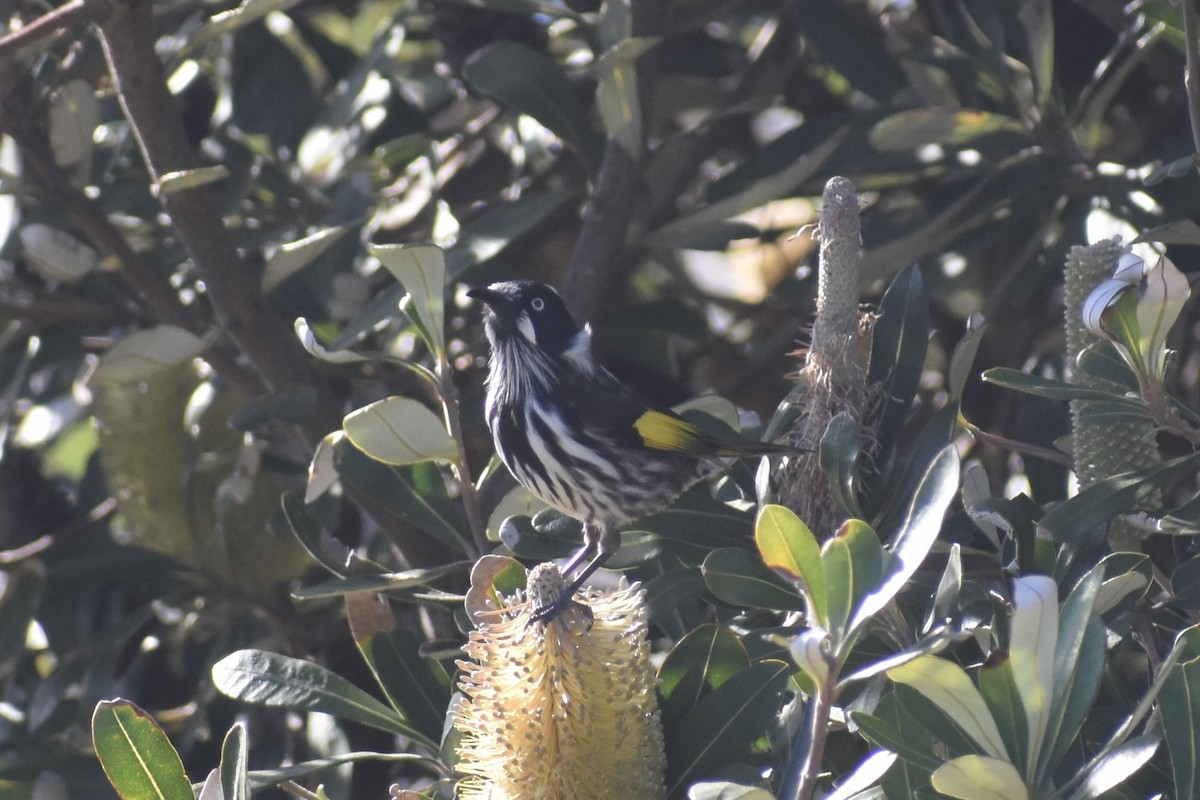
[962,420,1075,467]
[0,92,265,398]
[93,0,339,442]
[0,0,110,63]
[437,352,487,557]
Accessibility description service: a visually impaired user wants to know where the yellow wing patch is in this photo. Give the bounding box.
[633,409,705,454]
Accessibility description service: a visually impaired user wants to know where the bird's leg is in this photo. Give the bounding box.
[531,522,618,623]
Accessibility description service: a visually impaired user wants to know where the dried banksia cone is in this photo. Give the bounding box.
[454,559,666,800]
[775,177,875,535]
[1063,239,1161,549]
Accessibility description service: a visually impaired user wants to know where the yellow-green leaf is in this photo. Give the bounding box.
[90,325,210,385]
[755,504,826,627]
[343,397,456,465]
[1010,576,1057,768]
[371,243,446,354]
[888,655,1009,760]
[931,755,1029,800]
[156,165,230,194]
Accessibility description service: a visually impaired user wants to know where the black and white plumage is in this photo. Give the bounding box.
[469,280,793,620]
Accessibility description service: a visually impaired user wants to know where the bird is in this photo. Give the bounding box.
[468,280,797,621]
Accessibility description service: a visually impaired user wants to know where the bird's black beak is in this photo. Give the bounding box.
[467,286,509,310]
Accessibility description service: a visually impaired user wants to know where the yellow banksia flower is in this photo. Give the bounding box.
[454,561,666,800]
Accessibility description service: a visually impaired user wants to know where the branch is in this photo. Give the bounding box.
[0,86,264,397]
[0,0,110,63]
[93,0,339,441]
[560,141,639,322]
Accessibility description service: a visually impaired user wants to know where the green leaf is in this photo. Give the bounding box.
[869,108,1025,151]
[594,38,655,158]
[463,41,602,168]
[1042,616,1106,782]
[92,700,193,800]
[354,626,450,744]
[665,660,791,796]
[1009,576,1057,770]
[687,781,776,799]
[977,654,1028,774]
[948,313,986,403]
[887,656,1008,760]
[281,491,361,577]
[262,224,355,293]
[292,562,468,600]
[1039,454,1199,543]
[755,504,826,627]
[701,547,805,611]
[852,446,959,629]
[246,752,439,790]
[1067,735,1159,800]
[1018,0,1054,109]
[820,413,865,519]
[852,694,942,771]
[930,755,1028,800]
[982,366,1140,403]
[0,563,43,675]
[658,624,750,731]
[1160,625,1200,800]
[1076,341,1140,390]
[219,723,249,800]
[343,397,457,465]
[211,649,429,744]
[333,439,466,551]
[447,189,577,280]
[156,165,231,194]
[867,265,929,477]
[370,244,447,355]
[825,750,899,800]
[89,325,210,385]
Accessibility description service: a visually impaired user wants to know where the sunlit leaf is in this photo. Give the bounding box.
[156,166,231,194]
[888,655,1008,760]
[1009,576,1057,770]
[930,755,1028,800]
[370,243,447,354]
[825,751,900,800]
[218,723,249,800]
[658,624,750,715]
[463,41,603,168]
[1160,625,1200,800]
[211,649,428,743]
[92,700,193,800]
[755,504,826,627]
[1067,735,1159,800]
[342,396,456,465]
[89,326,210,385]
[263,224,355,293]
[869,108,1024,151]
[852,446,958,629]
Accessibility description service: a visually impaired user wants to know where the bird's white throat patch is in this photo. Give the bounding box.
[563,324,594,372]
[516,311,537,345]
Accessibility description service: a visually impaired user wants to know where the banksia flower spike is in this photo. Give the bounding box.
[775,176,876,535]
[1063,239,1162,549]
[454,558,666,800]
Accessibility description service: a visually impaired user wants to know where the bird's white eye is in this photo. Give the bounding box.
[531,297,545,311]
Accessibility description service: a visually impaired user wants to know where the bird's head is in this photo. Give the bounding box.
[467,281,584,357]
